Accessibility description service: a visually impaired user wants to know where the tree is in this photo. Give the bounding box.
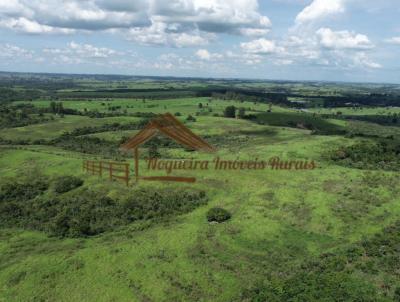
[186,115,196,122]
[49,102,64,115]
[148,144,160,158]
[394,287,400,302]
[223,106,236,118]
[50,101,57,113]
[238,107,246,119]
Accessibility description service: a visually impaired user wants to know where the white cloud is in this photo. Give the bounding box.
[273,59,293,65]
[262,27,380,70]
[385,37,400,45]
[238,27,270,37]
[195,49,212,60]
[96,0,149,12]
[284,2,381,71]
[129,0,271,46]
[0,0,150,33]
[0,0,388,75]
[151,0,271,36]
[127,21,168,46]
[0,0,271,45]
[195,49,223,61]
[242,54,263,65]
[240,38,284,55]
[172,33,212,48]
[295,0,345,24]
[223,50,262,65]
[127,21,213,47]
[0,43,33,58]
[68,42,118,58]
[116,51,234,75]
[153,62,174,70]
[43,42,121,65]
[351,52,381,69]
[283,35,321,60]
[0,0,32,17]
[0,17,74,34]
[316,27,374,50]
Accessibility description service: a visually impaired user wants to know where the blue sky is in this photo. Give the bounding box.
[0,0,399,83]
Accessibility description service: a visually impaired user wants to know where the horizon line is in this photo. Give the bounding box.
[0,70,399,86]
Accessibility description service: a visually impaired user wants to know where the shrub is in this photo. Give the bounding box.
[0,179,48,202]
[241,272,379,302]
[186,115,196,122]
[206,207,231,223]
[148,144,161,158]
[53,176,84,193]
[239,231,395,302]
[0,184,207,238]
[52,136,122,159]
[237,107,246,119]
[223,106,236,118]
[394,287,400,302]
[47,194,121,237]
[330,140,400,171]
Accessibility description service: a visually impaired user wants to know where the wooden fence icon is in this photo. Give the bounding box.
[83,160,130,186]
[82,113,215,184]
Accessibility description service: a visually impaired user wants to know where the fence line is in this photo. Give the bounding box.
[83,160,130,186]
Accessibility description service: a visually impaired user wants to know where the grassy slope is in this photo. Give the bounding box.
[1,100,400,301]
[0,115,142,141]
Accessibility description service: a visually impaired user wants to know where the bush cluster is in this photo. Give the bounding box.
[64,121,147,137]
[331,139,400,171]
[0,179,48,202]
[0,177,207,237]
[51,136,123,159]
[240,220,400,301]
[206,207,231,223]
[53,176,84,193]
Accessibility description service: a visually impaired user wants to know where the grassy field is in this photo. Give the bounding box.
[1,95,400,301]
[14,98,291,116]
[308,106,400,115]
[0,116,142,141]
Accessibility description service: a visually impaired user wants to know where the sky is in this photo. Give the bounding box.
[0,0,400,83]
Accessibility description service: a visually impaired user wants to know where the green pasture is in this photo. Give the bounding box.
[309,106,400,116]
[0,115,142,141]
[1,97,400,301]
[14,97,291,115]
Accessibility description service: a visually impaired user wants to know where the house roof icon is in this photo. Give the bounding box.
[120,113,216,152]
[119,113,215,183]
